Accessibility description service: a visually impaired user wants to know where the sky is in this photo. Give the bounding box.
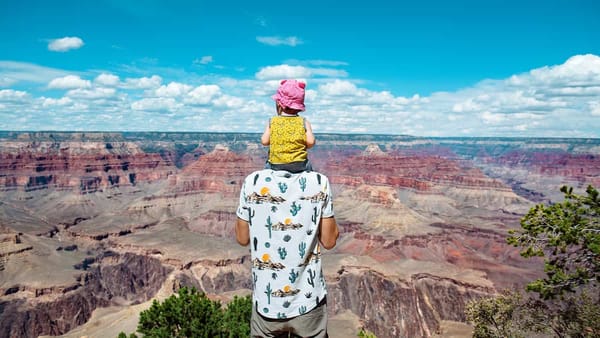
[0,0,599,137]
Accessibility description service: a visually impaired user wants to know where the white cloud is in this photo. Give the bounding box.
[66,88,116,99]
[480,111,507,125]
[0,89,28,101]
[256,36,303,47]
[194,56,213,65]
[318,80,358,96]
[529,54,600,85]
[94,73,120,86]
[48,75,91,89]
[255,64,346,80]
[255,65,311,80]
[2,54,600,137]
[123,75,162,89]
[131,97,180,112]
[48,37,84,52]
[42,97,73,107]
[155,82,193,97]
[186,84,221,104]
[212,94,245,108]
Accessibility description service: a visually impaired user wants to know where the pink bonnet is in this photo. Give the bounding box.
[272,79,306,111]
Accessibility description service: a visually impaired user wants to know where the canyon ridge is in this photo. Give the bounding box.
[1,131,599,338]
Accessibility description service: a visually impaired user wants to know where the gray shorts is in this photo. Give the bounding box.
[251,298,328,338]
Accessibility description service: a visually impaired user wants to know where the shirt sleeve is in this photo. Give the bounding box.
[321,176,335,218]
[236,181,250,221]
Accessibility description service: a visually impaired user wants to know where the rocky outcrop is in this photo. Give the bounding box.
[168,144,262,196]
[0,232,33,271]
[329,267,494,338]
[335,222,541,290]
[0,252,172,338]
[0,141,175,193]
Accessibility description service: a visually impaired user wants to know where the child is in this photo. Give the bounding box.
[261,79,315,173]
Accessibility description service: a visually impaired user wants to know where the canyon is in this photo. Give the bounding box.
[0,131,598,338]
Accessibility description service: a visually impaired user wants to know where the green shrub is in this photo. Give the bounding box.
[467,186,600,338]
[118,287,251,338]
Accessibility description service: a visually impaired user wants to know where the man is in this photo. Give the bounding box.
[236,169,339,338]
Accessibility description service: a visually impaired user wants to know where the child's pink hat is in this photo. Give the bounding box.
[272,79,306,111]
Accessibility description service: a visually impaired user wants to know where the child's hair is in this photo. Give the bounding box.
[272,79,306,112]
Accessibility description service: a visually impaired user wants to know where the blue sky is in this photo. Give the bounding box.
[1,0,599,137]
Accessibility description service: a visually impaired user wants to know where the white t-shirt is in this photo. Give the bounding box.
[237,169,334,319]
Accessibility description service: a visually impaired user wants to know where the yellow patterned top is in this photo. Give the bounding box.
[268,116,307,164]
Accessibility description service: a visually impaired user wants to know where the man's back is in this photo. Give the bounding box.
[236,169,334,319]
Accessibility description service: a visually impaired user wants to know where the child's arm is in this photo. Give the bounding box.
[305,119,315,149]
[261,121,270,146]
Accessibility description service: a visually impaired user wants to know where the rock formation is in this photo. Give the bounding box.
[0,132,598,338]
[0,141,175,193]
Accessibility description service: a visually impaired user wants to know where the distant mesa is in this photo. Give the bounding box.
[363,143,386,156]
[213,144,230,152]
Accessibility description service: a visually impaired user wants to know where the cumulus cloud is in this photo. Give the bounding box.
[186,84,221,105]
[255,65,311,80]
[155,82,192,97]
[318,80,359,96]
[131,97,180,112]
[0,89,28,102]
[66,88,116,100]
[94,73,120,86]
[42,97,73,107]
[257,36,303,47]
[48,37,84,52]
[48,75,91,89]
[123,75,162,89]
[255,64,347,80]
[2,54,600,137]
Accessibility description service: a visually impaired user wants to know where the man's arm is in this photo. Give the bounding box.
[236,218,250,246]
[318,216,339,249]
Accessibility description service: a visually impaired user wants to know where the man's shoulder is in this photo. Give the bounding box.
[243,170,328,182]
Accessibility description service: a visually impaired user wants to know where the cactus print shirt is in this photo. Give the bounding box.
[236,169,334,319]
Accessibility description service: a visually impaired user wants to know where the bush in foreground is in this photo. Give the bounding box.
[118,287,251,338]
[466,185,600,338]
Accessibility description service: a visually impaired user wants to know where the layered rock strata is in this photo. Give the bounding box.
[0,141,175,193]
[0,252,172,338]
